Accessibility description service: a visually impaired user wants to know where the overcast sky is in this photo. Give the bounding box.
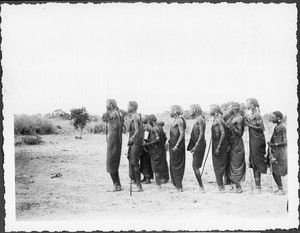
[2,3,297,116]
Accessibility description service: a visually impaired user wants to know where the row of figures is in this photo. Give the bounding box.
[102,98,287,195]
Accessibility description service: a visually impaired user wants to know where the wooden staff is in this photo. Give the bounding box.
[201,137,212,177]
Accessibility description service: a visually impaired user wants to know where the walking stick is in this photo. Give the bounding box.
[246,128,254,195]
[126,149,133,196]
[268,147,273,192]
[130,173,132,196]
[201,137,212,177]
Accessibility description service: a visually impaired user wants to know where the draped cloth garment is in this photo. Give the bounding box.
[148,124,166,173]
[128,114,144,180]
[187,118,206,170]
[211,119,229,184]
[248,114,267,174]
[106,110,123,174]
[168,117,186,189]
[227,127,246,183]
[140,148,154,179]
[270,124,287,176]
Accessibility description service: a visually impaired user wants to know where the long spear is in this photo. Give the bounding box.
[201,137,212,177]
[246,127,254,194]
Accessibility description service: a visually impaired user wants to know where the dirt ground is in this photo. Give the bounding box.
[15,120,289,226]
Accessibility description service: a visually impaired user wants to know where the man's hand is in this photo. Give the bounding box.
[270,157,277,163]
[142,142,148,147]
[127,138,134,146]
[225,121,233,129]
[215,147,220,156]
[172,146,179,152]
[190,146,196,154]
[102,112,109,122]
[243,120,250,127]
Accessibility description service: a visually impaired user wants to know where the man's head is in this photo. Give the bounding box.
[142,115,149,125]
[271,111,283,123]
[246,98,259,110]
[209,104,222,116]
[189,104,202,118]
[148,114,157,126]
[128,101,138,113]
[222,110,233,122]
[170,105,183,118]
[106,99,118,111]
[229,102,240,113]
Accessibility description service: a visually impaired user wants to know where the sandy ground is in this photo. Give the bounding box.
[15,123,289,225]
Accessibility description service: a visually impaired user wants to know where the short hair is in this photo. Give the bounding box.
[190,104,202,116]
[157,121,165,127]
[142,115,149,124]
[229,102,240,111]
[129,101,138,110]
[273,111,283,120]
[170,105,183,115]
[148,114,157,123]
[107,99,118,109]
[222,110,233,121]
[247,98,260,108]
[210,104,223,115]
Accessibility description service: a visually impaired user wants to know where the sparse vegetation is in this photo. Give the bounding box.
[22,135,44,145]
[14,114,56,135]
[70,107,91,138]
[86,122,106,134]
[45,109,71,120]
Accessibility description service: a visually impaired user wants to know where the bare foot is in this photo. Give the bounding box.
[236,188,243,194]
[133,185,143,192]
[273,188,286,195]
[199,187,205,193]
[116,185,123,191]
[107,186,117,192]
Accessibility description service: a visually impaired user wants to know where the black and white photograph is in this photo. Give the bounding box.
[2,2,298,232]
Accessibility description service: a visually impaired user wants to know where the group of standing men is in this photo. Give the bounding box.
[102,98,287,195]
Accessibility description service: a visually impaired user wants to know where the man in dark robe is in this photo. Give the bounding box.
[157,121,170,183]
[143,114,167,190]
[102,99,124,192]
[140,115,154,184]
[267,111,287,195]
[244,98,267,193]
[187,104,206,192]
[210,104,230,193]
[127,101,144,192]
[224,103,246,193]
[168,105,186,192]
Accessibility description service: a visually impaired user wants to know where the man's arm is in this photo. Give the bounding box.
[217,117,226,148]
[131,114,142,141]
[102,111,110,123]
[231,116,243,137]
[175,118,185,147]
[195,117,204,145]
[249,113,265,131]
[269,126,287,147]
[145,126,160,146]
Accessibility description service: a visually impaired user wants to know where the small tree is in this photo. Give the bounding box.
[70,107,91,138]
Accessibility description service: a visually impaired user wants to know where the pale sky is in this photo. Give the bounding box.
[2,3,297,116]
[3,3,299,231]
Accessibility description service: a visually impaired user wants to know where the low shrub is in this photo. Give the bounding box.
[22,135,44,145]
[86,122,106,134]
[14,114,56,135]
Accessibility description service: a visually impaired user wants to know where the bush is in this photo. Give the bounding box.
[70,107,91,137]
[46,109,71,120]
[86,122,106,134]
[22,135,44,145]
[14,114,56,135]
